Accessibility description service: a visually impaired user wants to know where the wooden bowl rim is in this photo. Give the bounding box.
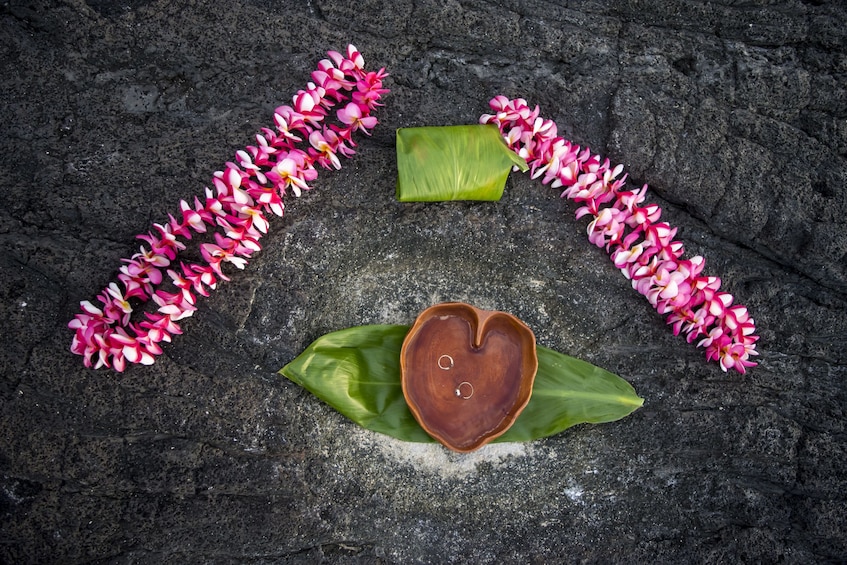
[400,302,538,452]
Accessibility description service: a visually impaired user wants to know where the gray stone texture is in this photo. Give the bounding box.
[2,0,846,562]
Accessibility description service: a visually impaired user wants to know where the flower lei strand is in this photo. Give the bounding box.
[481,96,759,373]
[69,45,388,372]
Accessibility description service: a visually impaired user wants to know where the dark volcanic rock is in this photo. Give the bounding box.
[1,0,845,563]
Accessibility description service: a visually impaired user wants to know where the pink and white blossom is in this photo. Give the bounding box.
[337,102,378,135]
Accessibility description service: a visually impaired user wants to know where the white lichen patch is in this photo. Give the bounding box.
[352,427,532,479]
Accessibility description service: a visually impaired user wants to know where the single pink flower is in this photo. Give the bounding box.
[312,60,355,98]
[245,183,285,218]
[328,44,365,75]
[110,329,155,367]
[337,102,378,135]
[309,129,343,170]
[273,106,307,142]
[586,207,628,249]
[269,155,311,197]
[141,311,183,340]
[293,88,328,127]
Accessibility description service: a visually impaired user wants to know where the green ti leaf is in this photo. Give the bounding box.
[281,325,433,442]
[279,325,643,444]
[395,124,528,202]
[496,346,644,443]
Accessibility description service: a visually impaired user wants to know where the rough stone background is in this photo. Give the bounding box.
[1,0,846,562]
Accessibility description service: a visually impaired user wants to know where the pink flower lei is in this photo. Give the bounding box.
[68,45,389,372]
[68,52,757,375]
[481,96,759,373]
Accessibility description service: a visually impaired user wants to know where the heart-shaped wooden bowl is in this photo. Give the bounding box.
[400,302,538,452]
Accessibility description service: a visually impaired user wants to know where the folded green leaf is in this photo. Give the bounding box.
[279,325,643,445]
[396,124,528,202]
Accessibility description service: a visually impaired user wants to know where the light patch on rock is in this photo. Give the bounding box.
[352,427,531,479]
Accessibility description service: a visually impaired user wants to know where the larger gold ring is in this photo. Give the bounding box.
[455,381,474,399]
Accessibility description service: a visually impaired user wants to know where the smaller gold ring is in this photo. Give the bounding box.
[437,354,454,370]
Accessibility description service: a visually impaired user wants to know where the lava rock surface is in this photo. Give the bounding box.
[1,0,845,563]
